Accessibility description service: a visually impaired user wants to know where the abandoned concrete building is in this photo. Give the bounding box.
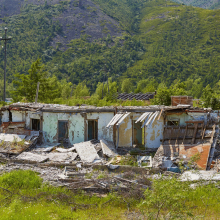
[0,101,219,170]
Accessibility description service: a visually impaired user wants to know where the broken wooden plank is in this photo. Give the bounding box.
[191,123,198,144]
[157,109,163,120]
[210,124,216,144]
[182,124,188,144]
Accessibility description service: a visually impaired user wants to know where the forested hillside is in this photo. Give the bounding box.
[0,0,220,101]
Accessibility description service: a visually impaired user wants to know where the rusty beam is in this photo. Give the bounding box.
[191,123,198,144]
[210,124,216,144]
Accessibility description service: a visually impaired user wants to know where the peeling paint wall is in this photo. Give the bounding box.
[145,116,164,149]
[25,112,41,129]
[43,112,84,145]
[117,113,164,148]
[166,112,212,126]
[2,111,9,122]
[11,111,25,122]
[87,112,114,142]
[117,115,133,147]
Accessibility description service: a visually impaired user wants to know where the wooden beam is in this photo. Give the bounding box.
[182,124,188,144]
[210,124,216,144]
[175,126,180,145]
[192,123,198,144]
[157,109,163,120]
[201,123,207,141]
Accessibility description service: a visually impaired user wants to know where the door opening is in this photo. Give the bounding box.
[58,121,69,143]
[32,119,40,131]
[133,121,144,146]
[88,120,98,141]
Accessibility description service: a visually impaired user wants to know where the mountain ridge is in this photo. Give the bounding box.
[0,0,220,98]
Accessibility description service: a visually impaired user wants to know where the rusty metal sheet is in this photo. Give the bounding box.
[160,144,211,170]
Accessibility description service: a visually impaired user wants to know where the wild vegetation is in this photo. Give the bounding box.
[0,170,220,219]
[0,0,220,108]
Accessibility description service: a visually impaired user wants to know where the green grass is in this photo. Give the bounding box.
[1,170,220,219]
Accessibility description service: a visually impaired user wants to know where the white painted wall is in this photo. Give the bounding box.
[43,112,85,145]
[26,112,41,129]
[11,111,25,122]
[2,111,9,122]
[116,112,164,148]
[87,112,114,142]
[145,116,164,148]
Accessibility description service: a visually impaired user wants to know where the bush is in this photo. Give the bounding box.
[0,170,42,190]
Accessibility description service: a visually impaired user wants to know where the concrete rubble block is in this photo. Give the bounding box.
[100,139,117,158]
[0,134,26,142]
[181,170,220,181]
[34,143,61,152]
[16,152,49,163]
[48,152,78,162]
[137,155,152,167]
[56,146,76,153]
[75,141,100,163]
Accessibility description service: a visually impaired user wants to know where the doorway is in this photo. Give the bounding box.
[133,121,143,146]
[32,119,40,131]
[58,121,68,143]
[88,120,98,140]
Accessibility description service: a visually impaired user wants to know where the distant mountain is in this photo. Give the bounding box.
[172,0,220,9]
[0,0,220,96]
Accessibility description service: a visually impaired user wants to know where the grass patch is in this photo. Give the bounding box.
[1,170,220,219]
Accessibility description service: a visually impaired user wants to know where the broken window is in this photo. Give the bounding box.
[167,120,179,126]
[32,119,40,131]
[133,121,144,146]
[58,121,69,143]
[88,120,98,141]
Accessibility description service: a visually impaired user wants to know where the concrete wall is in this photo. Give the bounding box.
[145,116,164,148]
[117,115,133,147]
[166,112,210,126]
[26,112,41,129]
[86,112,114,142]
[42,112,85,145]
[116,112,164,148]
[2,111,9,123]
[11,110,25,122]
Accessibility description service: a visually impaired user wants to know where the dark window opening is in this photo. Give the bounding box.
[58,121,68,143]
[32,119,40,131]
[9,111,12,122]
[88,120,98,141]
[167,120,179,126]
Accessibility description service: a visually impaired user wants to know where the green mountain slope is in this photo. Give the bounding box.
[0,0,220,98]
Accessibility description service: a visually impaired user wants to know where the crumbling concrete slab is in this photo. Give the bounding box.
[16,152,49,163]
[181,170,220,181]
[100,139,117,158]
[75,141,100,163]
[56,146,76,153]
[0,134,26,142]
[48,152,78,162]
[137,156,152,167]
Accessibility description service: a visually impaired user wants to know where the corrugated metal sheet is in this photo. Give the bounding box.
[117,92,155,101]
[135,112,151,123]
[116,112,131,126]
[106,113,124,128]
